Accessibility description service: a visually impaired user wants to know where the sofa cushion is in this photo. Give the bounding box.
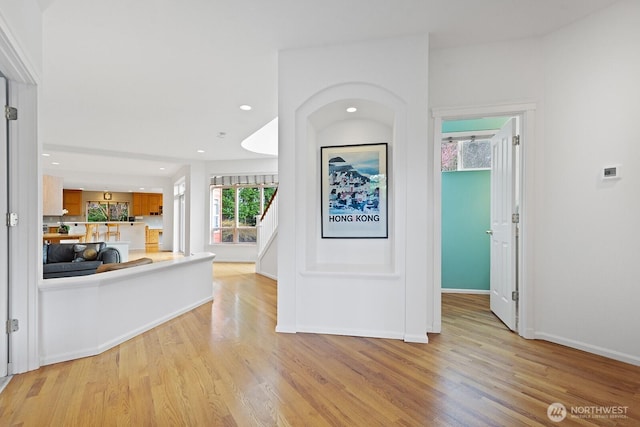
[43,260,103,279]
[46,244,76,263]
[83,248,99,260]
[72,244,99,262]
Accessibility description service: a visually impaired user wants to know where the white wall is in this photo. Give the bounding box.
[430,1,640,365]
[278,35,430,341]
[534,0,640,364]
[205,158,277,262]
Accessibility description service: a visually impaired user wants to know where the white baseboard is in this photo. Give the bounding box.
[256,271,277,281]
[441,288,490,294]
[535,332,640,367]
[297,325,405,341]
[404,333,429,343]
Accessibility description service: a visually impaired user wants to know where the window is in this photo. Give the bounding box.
[87,201,129,222]
[210,184,277,244]
[441,137,492,171]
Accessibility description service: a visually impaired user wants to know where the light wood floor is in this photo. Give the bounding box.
[1,263,638,426]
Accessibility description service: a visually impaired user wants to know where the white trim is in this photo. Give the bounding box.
[8,81,39,374]
[534,332,640,367]
[432,102,536,340]
[296,325,405,341]
[442,288,490,295]
[0,3,41,376]
[256,271,277,281]
[0,12,39,84]
[432,102,537,119]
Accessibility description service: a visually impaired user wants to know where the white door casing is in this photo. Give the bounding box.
[0,76,9,376]
[489,118,517,331]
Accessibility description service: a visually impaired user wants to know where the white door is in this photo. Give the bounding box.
[488,118,517,331]
[0,76,9,376]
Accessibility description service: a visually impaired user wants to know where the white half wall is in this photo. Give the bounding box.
[39,253,215,365]
[278,35,430,342]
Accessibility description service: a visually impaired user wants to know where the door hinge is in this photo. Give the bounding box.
[511,291,519,302]
[512,213,520,223]
[7,212,18,227]
[5,106,17,121]
[512,135,520,146]
[6,319,19,334]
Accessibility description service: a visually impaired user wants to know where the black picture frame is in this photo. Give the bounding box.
[320,143,388,238]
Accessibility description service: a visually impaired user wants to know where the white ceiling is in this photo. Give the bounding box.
[40,0,617,191]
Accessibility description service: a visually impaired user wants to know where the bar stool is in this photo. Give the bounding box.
[105,223,121,241]
[83,223,100,242]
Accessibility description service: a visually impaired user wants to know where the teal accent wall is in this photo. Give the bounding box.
[441,170,490,290]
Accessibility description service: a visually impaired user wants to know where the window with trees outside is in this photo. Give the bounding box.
[441,137,492,172]
[210,183,277,244]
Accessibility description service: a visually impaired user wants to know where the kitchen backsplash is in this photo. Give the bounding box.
[141,216,163,229]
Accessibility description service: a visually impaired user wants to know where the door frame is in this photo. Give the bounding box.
[431,102,536,339]
[0,20,41,374]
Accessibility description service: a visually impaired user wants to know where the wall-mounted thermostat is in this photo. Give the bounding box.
[602,165,621,180]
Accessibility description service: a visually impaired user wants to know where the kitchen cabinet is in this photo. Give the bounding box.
[132,192,148,216]
[148,194,163,216]
[43,175,63,216]
[63,189,84,216]
[133,192,162,216]
[146,227,160,245]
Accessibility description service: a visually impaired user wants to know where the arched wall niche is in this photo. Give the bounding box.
[294,82,407,275]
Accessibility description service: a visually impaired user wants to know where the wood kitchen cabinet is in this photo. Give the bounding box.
[43,175,63,216]
[63,189,84,216]
[148,194,163,216]
[145,227,160,245]
[132,192,148,216]
[133,192,162,216]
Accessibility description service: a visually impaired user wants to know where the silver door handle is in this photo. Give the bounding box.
[486,230,493,235]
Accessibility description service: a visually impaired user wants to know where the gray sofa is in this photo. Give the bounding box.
[43,242,121,279]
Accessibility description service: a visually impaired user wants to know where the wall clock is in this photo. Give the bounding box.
[103,192,112,200]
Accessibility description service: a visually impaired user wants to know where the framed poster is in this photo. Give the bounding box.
[321,143,388,238]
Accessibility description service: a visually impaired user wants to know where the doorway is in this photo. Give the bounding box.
[440,116,520,330]
[432,103,535,337]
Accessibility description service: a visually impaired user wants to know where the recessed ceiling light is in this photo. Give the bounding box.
[217,132,227,138]
[239,105,252,111]
[159,167,165,171]
[197,149,205,153]
[51,162,60,165]
[42,153,50,157]
[139,187,145,190]
[346,107,357,113]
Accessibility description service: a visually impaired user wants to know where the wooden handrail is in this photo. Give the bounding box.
[260,187,278,222]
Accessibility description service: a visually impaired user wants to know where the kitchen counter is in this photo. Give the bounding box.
[45,222,147,250]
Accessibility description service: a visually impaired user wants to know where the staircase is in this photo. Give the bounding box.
[255,189,278,279]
